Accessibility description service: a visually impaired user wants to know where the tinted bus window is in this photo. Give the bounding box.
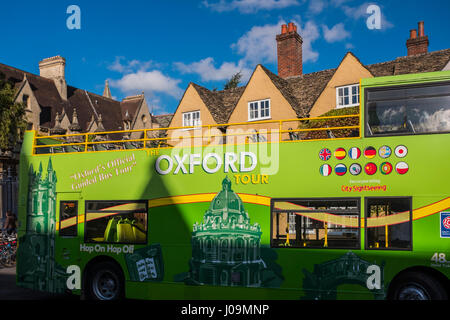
[59,201,78,237]
[366,82,450,136]
[271,198,360,249]
[85,201,148,244]
[365,197,412,250]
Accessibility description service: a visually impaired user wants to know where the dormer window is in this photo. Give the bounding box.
[248,99,270,121]
[336,84,359,108]
[22,94,31,110]
[183,110,201,127]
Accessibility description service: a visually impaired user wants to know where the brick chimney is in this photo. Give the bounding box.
[39,56,67,100]
[276,22,303,78]
[406,21,429,56]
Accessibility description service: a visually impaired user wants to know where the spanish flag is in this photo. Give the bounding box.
[334,147,346,160]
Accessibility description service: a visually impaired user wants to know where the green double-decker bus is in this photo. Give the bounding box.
[16,70,450,300]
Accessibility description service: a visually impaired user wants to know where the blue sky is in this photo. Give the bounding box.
[1,0,449,115]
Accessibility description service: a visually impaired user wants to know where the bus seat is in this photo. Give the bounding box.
[104,218,118,242]
[132,222,146,242]
[52,146,65,153]
[117,220,135,242]
[123,141,135,149]
[93,144,108,151]
[90,218,116,242]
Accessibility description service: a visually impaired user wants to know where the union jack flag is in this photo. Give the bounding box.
[319,148,332,161]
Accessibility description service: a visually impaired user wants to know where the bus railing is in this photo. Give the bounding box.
[32,113,360,155]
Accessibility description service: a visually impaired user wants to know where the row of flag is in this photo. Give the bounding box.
[319,145,408,161]
[319,161,409,176]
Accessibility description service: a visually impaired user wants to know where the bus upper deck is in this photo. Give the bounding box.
[28,70,450,156]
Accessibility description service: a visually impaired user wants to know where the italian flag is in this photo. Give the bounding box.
[320,164,332,176]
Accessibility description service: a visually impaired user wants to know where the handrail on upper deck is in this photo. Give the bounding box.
[31,113,361,155]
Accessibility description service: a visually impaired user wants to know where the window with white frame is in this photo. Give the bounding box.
[182,110,201,127]
[248,99,270,121]
[336,84,359,108]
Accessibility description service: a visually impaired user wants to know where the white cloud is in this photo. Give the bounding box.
[345,43,355,49]
[108,56,158,74]
[329,0,352,6]
[107,57,182,99]
[232,19,320,65]
[231,22,280,66]
[308,0,327,14]
[322,23,351,43]
[174,57,252,83]
[175,19,320,85]
[297,20,321,62]
[341,2,370,20]
[109,70,183,99]
[202,0,300,13]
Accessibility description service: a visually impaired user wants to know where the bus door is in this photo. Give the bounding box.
[56,192,83,286]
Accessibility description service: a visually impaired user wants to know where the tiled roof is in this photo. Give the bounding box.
[0,62,135,132]
[66,87,124,132]
[366,48,450,76]
[0,62,66,128]
[188,49,450,123]
[191,83,245,124]
[121,94,144,124]
[153,114,174,128]
[284,68,336,117]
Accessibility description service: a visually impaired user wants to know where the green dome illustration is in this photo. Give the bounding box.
[189,177,263,287]
[200,176,253,230]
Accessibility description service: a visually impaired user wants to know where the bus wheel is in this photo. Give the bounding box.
[390,271,448,300]
[86,261,124,300]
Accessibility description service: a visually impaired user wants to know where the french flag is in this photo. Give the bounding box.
[348,147,361,160]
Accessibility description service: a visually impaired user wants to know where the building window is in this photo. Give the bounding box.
[365,197,412,250]
[271,198,360,249]
[248,99,270,121]
[39,106,52,126]
[85,201,148,244]
[365,81,450,136]
[183,111,201,127]
[22,94,31,110]
[337,84,359,108]
[59,201,78,237]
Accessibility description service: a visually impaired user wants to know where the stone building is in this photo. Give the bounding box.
[168,21,450,143]
[0,55,174,220]
[0,55,173,172]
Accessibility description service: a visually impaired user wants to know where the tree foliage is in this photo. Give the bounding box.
[223,71,242,90]
[0,73,27,150]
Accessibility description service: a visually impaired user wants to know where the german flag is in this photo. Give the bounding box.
[364,146,376,159]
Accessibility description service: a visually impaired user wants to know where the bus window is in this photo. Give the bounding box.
[365,82,450,136]
[59,201,78,237]
[271,198,360,249]
[85,201,148,244]
[365,197,412,250]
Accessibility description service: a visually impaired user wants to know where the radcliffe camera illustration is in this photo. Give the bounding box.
[0,0,449,309]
